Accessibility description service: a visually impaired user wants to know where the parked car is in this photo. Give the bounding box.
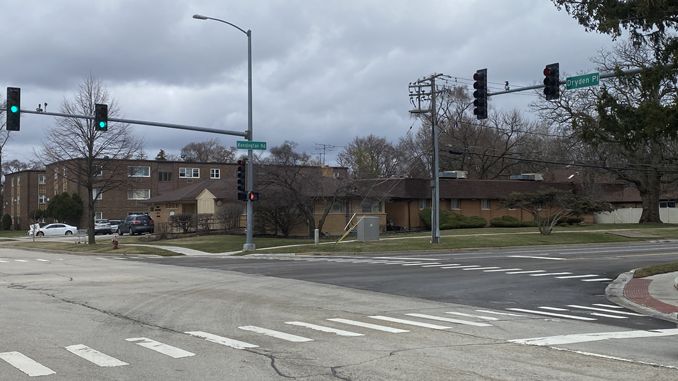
[108,220,123,233]
[117,215,154,235]
[94,219,112,235]
[28,223,77,237]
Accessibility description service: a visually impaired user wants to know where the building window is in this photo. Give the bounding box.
[179,167,200,178]
[63,167,67,177]
[332,201,344,213]
[158,172,173,182]
[362,199,382,213]
[95,212,103,220]
[93,188,103,201]
[10,178,13,186]
[38,174,45,184]
[660,202,676,208]
[54,171,58,179]
[38,195,46,204]
[419,199,431,210]
[450,198,461,210]
[538,202,544,210]
[210,168,220,179]
[128,166,150,177]
[94,165,103,176]
[128,189,151,200]
[17,177,20,186]
[481,199,490,210]
[16,196,19,205]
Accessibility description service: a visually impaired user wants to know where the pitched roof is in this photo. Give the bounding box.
[143,178,238,204]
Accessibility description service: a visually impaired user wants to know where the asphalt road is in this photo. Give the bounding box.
[134,241,678,330]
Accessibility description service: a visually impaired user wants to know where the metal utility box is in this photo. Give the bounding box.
[357,216,380,242]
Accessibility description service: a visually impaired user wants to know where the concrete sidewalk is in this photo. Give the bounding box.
[608,271,678,323]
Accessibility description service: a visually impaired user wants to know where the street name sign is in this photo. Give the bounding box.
[237,141,267,150]
[566,73,600,90]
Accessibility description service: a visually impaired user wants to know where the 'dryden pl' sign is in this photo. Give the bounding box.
[566,73,600,90]
[237,141,267,150]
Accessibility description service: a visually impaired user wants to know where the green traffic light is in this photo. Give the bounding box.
[99,121,107,129]
[10,105,18,113]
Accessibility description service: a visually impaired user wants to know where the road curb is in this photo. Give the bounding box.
[606,270,678,324]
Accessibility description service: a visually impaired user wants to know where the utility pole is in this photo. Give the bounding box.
[409,73,447,244]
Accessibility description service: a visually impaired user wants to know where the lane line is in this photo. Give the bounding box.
[505,270,546,274]
[0,351,56,377]
[0,260,8,263]
[126,337,195,358]
[35,259,50,262]
[556,274,599,279]
[506,308,596,321]
[14,260,29,263]
[285,322,363,337]
[530,272,572,277]
[402,262,438,266]
[475,310,524,317]
[538,307,568,311]
[369,316,452,330]
[327,318,409,333]
[238,326,313,342]
[422,264,460,267]
[508,255,565,261]
[566,305,644,316]
[463,267,501,271]
[185,331,259,349]
[405,313,492,327]
[444,312,499,321]
[510,328,678,346]
[484,268,521,272]
[65,344,128,367]
[581,278,613,282]
[441,265,481,269]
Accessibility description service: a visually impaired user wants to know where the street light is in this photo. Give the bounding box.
[193,13,255,251]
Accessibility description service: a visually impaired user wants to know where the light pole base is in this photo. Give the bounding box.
[243,243,256,251]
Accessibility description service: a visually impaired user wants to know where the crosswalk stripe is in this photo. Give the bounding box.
[556,274,598,279]
[327,318,409,333]
[126,337,195,358]
[369,316,451,330]
[35,259,50,262]
[529,272,572,277]
[285,322,363,336]
[593,304,623,309]
[374,257,440,261]
[14,260,29,263]
[508,255,565,261]
[185,331,259,349]
[441,265,480,269]
[406,313,493,327]
[539,306,568,311]
[506,308,597,321]
[402,262,436,266]
[510,328,678,346]
[483,268,521,272]
[463,267,501,271]
[65,344,128,367]
[475,310,524,317]
[422,264,460,267]
[0,260,8,263]
[238,326,313,342]
[591,312,628,319]
[566,305,644,316]
[445,312,498,321]
[505,270,546,274]
[0,351,56,377]
[581,278,613,282]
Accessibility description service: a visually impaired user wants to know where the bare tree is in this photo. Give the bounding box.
[40,74,144,244]
[337,134,403,178]
[180,138,236,162]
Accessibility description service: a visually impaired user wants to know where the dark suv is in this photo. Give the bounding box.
[117,214,154,235]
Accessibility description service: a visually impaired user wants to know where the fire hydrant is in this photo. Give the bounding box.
[112,235,119,250]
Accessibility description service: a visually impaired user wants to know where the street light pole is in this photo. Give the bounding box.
[193,14,255,251]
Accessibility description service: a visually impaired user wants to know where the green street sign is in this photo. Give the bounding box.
[566,73,600,90]
[237,141,267,150]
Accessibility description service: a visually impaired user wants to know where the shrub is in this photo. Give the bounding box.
[490,216,537,228]
[170,213,194,234]
[565,217,585,225]
[1,214,11,230]
[419,208,487,230]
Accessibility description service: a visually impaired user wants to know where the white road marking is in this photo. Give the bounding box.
[508,255,565,261]
[441,265,481,269]
[370,315,452,330]
[483,268,521,272]
[0,351,56,377]
[591,313,628,319]
[510,328,678,346]
[539,307,568,311]
[14,260,29,263]
[373,257,440,261]
[327,318,409,333]
[505,270,546,274]
[581,278,613,282]
[185,331,259,349]
[405,313,492,327]
[285,322,363,336]
[0,260,8,263]
[65,344,128,367]
[126,337,195,358]
[529,272,572,277]
[422,264,460,267]
[593,304,623,309]
[506,308,596,321]
[402,262,437,266]
[445,312,499,321]
[566,305,644,316]
[35,259,50,262]
[475,310,524,317]
[238,326,313,342]
[463,267,501,271]
[556,274,598,279]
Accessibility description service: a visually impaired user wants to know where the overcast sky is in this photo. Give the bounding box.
[1,0,616,166]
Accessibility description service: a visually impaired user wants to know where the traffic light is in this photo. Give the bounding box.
[543,63,560,100]
[472,69,487,120]
[237,159,247,201]
[6,87,20,131]
[248,192,259,201]
[94,104,108,131]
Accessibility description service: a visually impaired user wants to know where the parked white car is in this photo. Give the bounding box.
[28,223,77,237]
